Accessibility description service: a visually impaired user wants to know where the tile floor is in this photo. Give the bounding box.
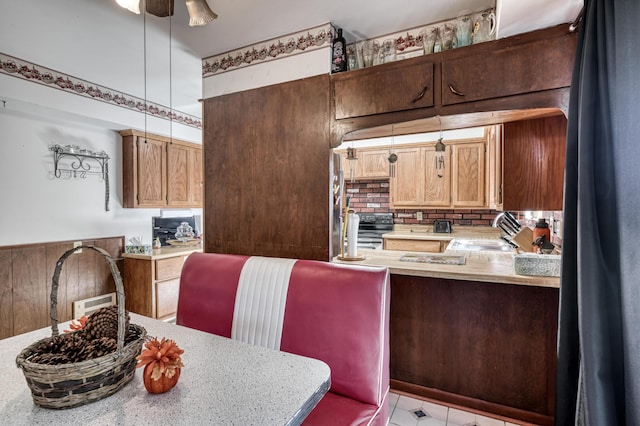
[387,391,526,426]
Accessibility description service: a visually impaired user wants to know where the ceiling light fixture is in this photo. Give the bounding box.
[116,0,141,14]
[185,0,217,26]
[115,0,217,26]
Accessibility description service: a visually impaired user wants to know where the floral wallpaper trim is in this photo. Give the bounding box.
[0,52,202,129]
[202,23,334,78]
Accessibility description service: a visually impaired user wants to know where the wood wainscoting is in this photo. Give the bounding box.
[0,236,124,339]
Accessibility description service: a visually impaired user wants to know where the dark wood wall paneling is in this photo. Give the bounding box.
[203,75,334,260]
[0,237,124,339]
[503,115,568,211]
[390,274,559,426]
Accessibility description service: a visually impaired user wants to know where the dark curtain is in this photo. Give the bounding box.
[556,0,640,425]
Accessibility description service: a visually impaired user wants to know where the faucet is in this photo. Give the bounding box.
[492,212,505,227]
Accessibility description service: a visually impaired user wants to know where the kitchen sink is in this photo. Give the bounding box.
[446,238,515,252]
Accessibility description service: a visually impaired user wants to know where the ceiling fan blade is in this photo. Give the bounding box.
[186,0,217,26]
[146,0,174,17]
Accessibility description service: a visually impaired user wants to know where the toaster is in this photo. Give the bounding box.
[433,220,452,233]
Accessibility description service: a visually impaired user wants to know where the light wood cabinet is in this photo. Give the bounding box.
[487,125,504,210]
[134,137,166,207]
[383,238,447,253]
[120,129,203,208]
[390,146,424,207]
[390,140,485,209]
[451,142,485,207]
[339,148,390,180]
[421,145,451,207]
[167,142,203,207]
[123,250,199,320]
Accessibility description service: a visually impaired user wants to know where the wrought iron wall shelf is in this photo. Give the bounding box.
[49,144,110,211]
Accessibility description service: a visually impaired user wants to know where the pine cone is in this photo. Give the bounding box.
[83,306,129,341]
[29,352,70,365]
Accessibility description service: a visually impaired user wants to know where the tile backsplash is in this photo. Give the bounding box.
[345,180,499,226]
[345,180,563,245]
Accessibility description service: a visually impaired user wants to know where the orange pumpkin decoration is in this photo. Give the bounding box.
[136,337,184,394]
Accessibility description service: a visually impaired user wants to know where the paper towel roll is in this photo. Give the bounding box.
[346,212,360,257]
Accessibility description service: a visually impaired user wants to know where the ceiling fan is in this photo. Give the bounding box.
[115,0,217,26]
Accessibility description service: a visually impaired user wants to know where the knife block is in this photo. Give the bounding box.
[511,227,535,252]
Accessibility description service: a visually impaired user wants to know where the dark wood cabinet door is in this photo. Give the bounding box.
[203,75,333,261]
[503,115,567,211]
[441,34,576,106]
[333,59,434,119]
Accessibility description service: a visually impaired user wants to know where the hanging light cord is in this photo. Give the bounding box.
[143,0,147,141]
[169,4,173,143]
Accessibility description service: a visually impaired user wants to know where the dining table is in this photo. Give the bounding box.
[0,313,331,425]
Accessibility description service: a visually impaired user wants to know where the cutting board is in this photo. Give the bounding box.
[511,227,535,252]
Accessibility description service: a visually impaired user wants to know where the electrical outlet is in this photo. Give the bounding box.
[73,241,82,254]
[416,212,423,221]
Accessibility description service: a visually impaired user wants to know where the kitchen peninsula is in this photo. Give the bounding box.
[334,225,559,426]
[339,225,560,288]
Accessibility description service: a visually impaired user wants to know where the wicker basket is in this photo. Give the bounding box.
[16,245,147,409]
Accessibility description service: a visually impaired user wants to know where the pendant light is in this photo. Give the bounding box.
[116,0,141,14]
[346,145,357,183]
[185,0,218,26]
[116,0,218,26]
[388,125,397,178]
[435,115,446,178]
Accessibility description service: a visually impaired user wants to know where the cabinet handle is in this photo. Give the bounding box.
[411,85,429,103]
[448,83,465,97]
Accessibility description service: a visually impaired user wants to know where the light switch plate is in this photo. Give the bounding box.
[416,212,423,221]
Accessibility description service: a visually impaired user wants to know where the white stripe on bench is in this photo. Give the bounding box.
[231,256,297,350]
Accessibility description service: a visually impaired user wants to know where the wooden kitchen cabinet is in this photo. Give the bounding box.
[450,141,485,207]
[132,136,166,207]
[331,26,577,135]
[487,125,504,210]
[123,250,200,320]
[441,36,575,106]
[502,115,567,211]
[120,129,203,208]
[383,238,446,253]
[390,274,559,425]
[167,142,203,207]
[390,140,485,209]
[338,148,390,180]
[333,60,434,119]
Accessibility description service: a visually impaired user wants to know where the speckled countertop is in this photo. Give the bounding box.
[335,226,560,288]
[2,314,330,426]
[381,225,502,241]
[122,245,202,260]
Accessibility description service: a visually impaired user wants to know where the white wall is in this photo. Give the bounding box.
[0,103,201,246]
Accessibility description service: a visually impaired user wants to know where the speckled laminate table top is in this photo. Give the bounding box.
[1,314,330,426]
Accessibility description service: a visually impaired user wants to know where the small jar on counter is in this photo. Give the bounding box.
[532,218,551,244]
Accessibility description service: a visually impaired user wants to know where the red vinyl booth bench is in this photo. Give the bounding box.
[176,252,391,425]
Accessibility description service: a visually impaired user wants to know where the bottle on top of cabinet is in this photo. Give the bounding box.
[332,28,348,73]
